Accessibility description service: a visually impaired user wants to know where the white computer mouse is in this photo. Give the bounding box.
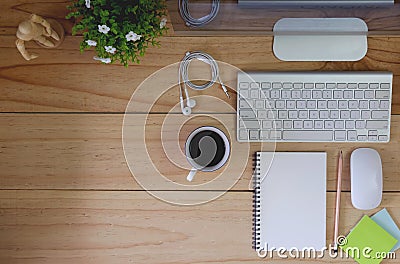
[350,148,383,210]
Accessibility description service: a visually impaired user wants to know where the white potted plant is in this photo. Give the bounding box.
[66,0,168,66]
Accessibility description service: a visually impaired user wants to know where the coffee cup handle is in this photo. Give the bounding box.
[187,168,197,182]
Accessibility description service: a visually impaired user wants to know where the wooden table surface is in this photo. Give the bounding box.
[1,1,400,263]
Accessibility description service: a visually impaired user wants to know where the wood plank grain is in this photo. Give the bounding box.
[1,114,400,191]
[1,35,400,113]
[0,190,399,264]
[167,0,400,35]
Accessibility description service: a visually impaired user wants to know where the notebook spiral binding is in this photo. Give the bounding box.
[252,152,261,251]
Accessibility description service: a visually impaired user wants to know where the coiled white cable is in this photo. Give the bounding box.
[179,51,230,115]
[179,0,220,27]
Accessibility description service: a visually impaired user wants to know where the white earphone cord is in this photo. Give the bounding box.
[179,0,220,27]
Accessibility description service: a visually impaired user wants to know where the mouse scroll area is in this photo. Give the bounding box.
[350,148,383,210]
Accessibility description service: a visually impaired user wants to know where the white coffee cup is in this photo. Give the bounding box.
[185,126,230,182]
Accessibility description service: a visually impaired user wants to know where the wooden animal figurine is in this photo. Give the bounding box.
[16,14,64,61]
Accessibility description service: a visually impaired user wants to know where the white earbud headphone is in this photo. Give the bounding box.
[178,51,229,116]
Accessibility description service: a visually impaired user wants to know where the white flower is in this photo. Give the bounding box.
[126,31,142,42]
[93,56,111,64]
[85,0,90,8]
[86,40,97,47]
[98,25,110,34]
[160,18,167,29]
[105,46,116,54]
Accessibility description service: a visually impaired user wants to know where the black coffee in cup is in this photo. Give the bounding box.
[188,130,226,168]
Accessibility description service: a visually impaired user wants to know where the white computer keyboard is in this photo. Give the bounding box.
[237,72,393,142]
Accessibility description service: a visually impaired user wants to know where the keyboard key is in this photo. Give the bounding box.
[270,90,280,98]
[293,120,303,129]
[314,120,323,129]
[286,100,296,109]
[320,110,329,119]
[369,100,379,109]
[325,121,334,129]
[260,130,269,139]
[351,110,360,119]
[250,90,259,99]
[343,91,353,99]
[361,110,371,119]
[283,131,333,141]
[330,110,339,119]
[348,100,358,109]
[381,83,390,89]
[239,82,249,89]
[370,83,379,89]
[307,100,316,109]
[316,83,325,89]
[326,83,336,89]
[338,101,348,109]
[275,100,285,109]
[296,101,306,109]
[356,120,366,129]
[288,111,298,119]
[261,90,269,98]
[283,82,292,89]
[312,90,322,99]
[328,101,338,109]
[310,110,319,119]
[304,120,313,129]
[240,110,256,119]
[379,135,388,141]
[337,83,347,89]
[348,83,357,89]
[283,121,292,129]
[270,131,282,140]
[302,90,311,99]
[292,90,301,99]
[282,90,291,99]
[366,120,389,129]
[365,90,374,99]
[359,101,369,109]
[242,120,260,129]
[249,130,259,140]
[293,83,303,89]
[372,111,389,119]
[274,121,282,129]
[322,90,332,99]
[250,82,260,88]
[239,129,248,140]
[261,82,271,89]
[369,135,378,141]
[257,110,268,119]
[299,110,308,119]
[333,91,343,99]
[262,120,273,128]
[272,82,282,89]
[346,121,355,129]
[354,90,364,99]
[340,110,350,119]
[317,101,327,109]
[335,121,344,129]
[348,131,357,141]
[239,89,249,98]
[255,100,264,109]
[239,99,252,109]
[278,110,288,119]
[358,135,367,141]
[368,130,378,136]
[305,83,314,89]
[358,83,368,89]
[380,100,390,109]
[335,131,346,141]
[376,90,390,99]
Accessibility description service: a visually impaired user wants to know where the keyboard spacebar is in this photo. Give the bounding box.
[283,131,333,141]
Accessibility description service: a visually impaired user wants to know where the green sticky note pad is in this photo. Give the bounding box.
[341,215,398,264]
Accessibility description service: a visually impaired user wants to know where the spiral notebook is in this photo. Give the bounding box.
[253,152,327,251]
